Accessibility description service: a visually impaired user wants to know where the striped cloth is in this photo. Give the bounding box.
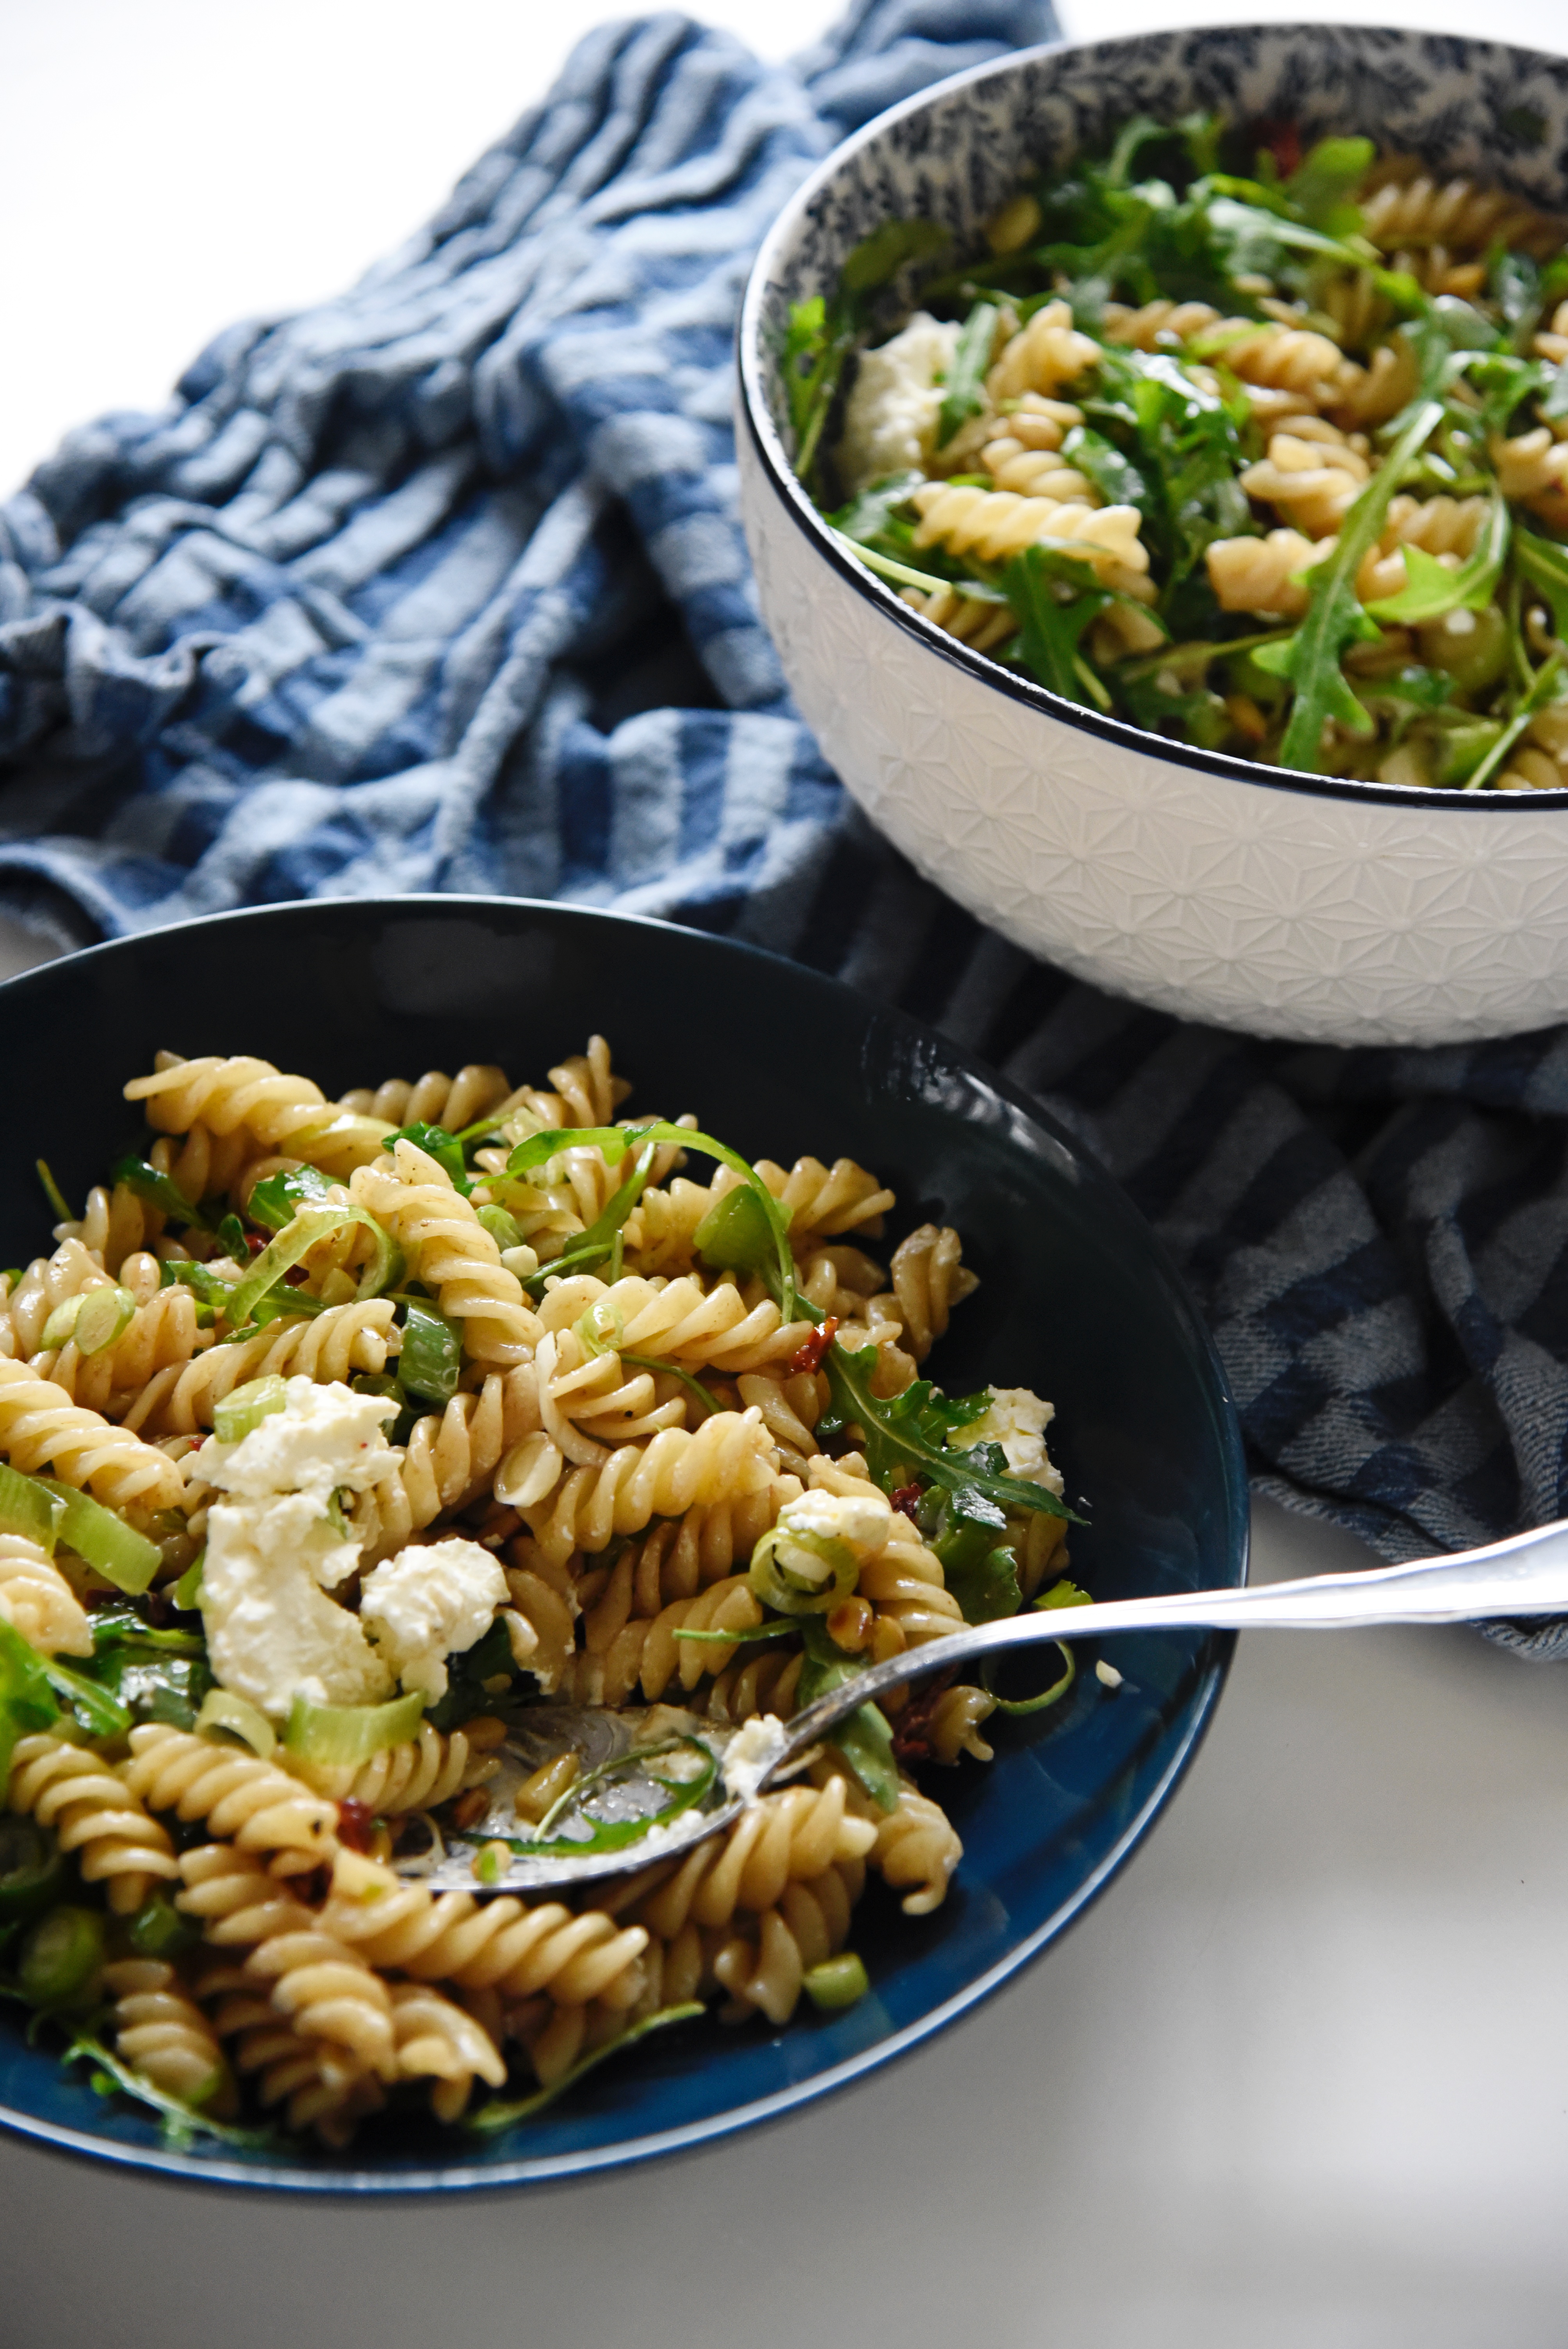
[0,2,1564,1651]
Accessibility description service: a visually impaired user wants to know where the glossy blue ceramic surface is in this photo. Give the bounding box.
[0,897,1247,2191]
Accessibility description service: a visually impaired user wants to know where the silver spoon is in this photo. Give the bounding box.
[420,1515,1568,1896]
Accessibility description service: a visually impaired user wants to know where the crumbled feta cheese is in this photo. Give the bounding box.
[948,1386,1061,1485]
[721,1714,789,1805]
[360,1537,510,1703]
[196,1376,399,1503]
[835,312,959,498]
[197,1379,403,1717]
[1095,1659,1124,1690]
[768,1485,891,1590]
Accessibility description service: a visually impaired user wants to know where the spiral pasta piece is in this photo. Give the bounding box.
[568,1569,765,1709]
[321,1859,650,2009]
[1101,296,1224,349]
[709,1864,864,2026]
[981,436,1099,505]
[349,1366,540,1559]
[859,1773,963,1914]
[1240,429,1369,538]
[0,1241,114,1360]
[1361,164,1558,257]
[337,1065,512,1131]
[125,1299,397,1437]
[898,584,1018,654]
[0,1533,92,1656]
[350,1140,540,1367]
[198,1963,384,2143]
[517,1407,779,1569]
[926,1684,998,1765]
[52,1185,163,1278]
[124,1725,340,1869]
[391,1982,507,2120]
[876,1223,978,1363]
[124,1053,396,1178]
[1206,527,1333,617]
[285,1720,504,1815]
[911,482,1149,581]
[620,1779,877,1941]
[38,1283,212,1419]
[985,300,1100,401]
[1211,320,1349,399]
[104,1959,236,2116]
[0,1356,184,1511]
[7,1733,179,1912]
[541,1270,812,1377]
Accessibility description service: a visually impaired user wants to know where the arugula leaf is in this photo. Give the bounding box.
[1516,526,1568,641]
[247,1163,338,1232]
[1365,495,1510,625]
[109,1157,217,1235]
[1061,423,1149,514]
[787,219,950,490]
[1463,651,1565,793]
[1283,136,1375,232]
[465,2004,704,2133]
[822,1344,1078,1524]
[797,1618,898,1811]
[426,1617,521,1732]
[382,1121,472,1195]
[1256,399,1443,772]
[937,300,1000,448]
[926,1486,1024,1623]
[1005,547,1114,706]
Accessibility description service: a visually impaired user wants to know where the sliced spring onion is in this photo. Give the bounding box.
[802,1952,869,2011]
[126,1889,199,1960]
[227,1202,400,1326]
[212,1375,289,1445]
[398,1302,462,1405]
[574,1297,624,1358]
[0,1460,63,1554]
[476,1204,522,1251]
[36,1479,161,1597]
[283,1688,425,1767]
[982,1641,1076,1716]
[40,1286,135,1359]
[193,1688,278,1757]
[748,1522,858,1616]
[17,1904,104,2011]
[171,1554,205,1613]
[673,1617,800,1646]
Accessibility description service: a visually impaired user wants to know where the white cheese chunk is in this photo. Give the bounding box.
[196,1375,399,1503]
[720,1713,789,1805]
[196,1378,403,1717]
[835,312,959,498]
[360,1537,510,1703]
[948,1386,1062,1486]
[777,1486,891,1558]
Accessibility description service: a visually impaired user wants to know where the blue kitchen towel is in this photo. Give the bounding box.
[3,0,1568,1650]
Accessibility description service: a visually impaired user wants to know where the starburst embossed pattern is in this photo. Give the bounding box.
[738,23,1568,1046]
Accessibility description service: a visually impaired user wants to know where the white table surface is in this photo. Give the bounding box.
[4,6,1568,2342]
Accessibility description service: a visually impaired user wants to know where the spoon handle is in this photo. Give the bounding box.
[776,1515,1568,1760]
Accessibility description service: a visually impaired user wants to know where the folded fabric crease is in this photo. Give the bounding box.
[3,0,1568,1652]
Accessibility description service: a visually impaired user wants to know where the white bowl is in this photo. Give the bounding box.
[737,21,1568,1046]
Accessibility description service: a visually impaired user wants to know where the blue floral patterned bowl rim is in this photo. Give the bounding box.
[738,18,1568,812]
[0,895,1250,2194]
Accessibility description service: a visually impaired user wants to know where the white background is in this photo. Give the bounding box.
[4,5,1568,2344]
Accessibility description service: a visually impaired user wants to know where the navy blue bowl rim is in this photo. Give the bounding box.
[736,17,1568,813]
[0,894,1250,2195]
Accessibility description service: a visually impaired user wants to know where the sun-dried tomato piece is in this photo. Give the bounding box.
[335,1799,375,1852]
[889,1482,923,1522]
[786,1315,839,1376]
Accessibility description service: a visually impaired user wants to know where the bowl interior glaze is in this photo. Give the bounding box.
[0,898,1247,2191]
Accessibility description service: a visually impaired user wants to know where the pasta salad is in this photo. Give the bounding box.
[791,117,1568,789]
[0,1037,1078,2148]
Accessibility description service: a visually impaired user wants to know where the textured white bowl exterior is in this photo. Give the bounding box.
[737,23,1568,1046]
[741,430,1568,1044]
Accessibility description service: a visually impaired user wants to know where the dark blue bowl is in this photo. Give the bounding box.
[0,896,1247,2191]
